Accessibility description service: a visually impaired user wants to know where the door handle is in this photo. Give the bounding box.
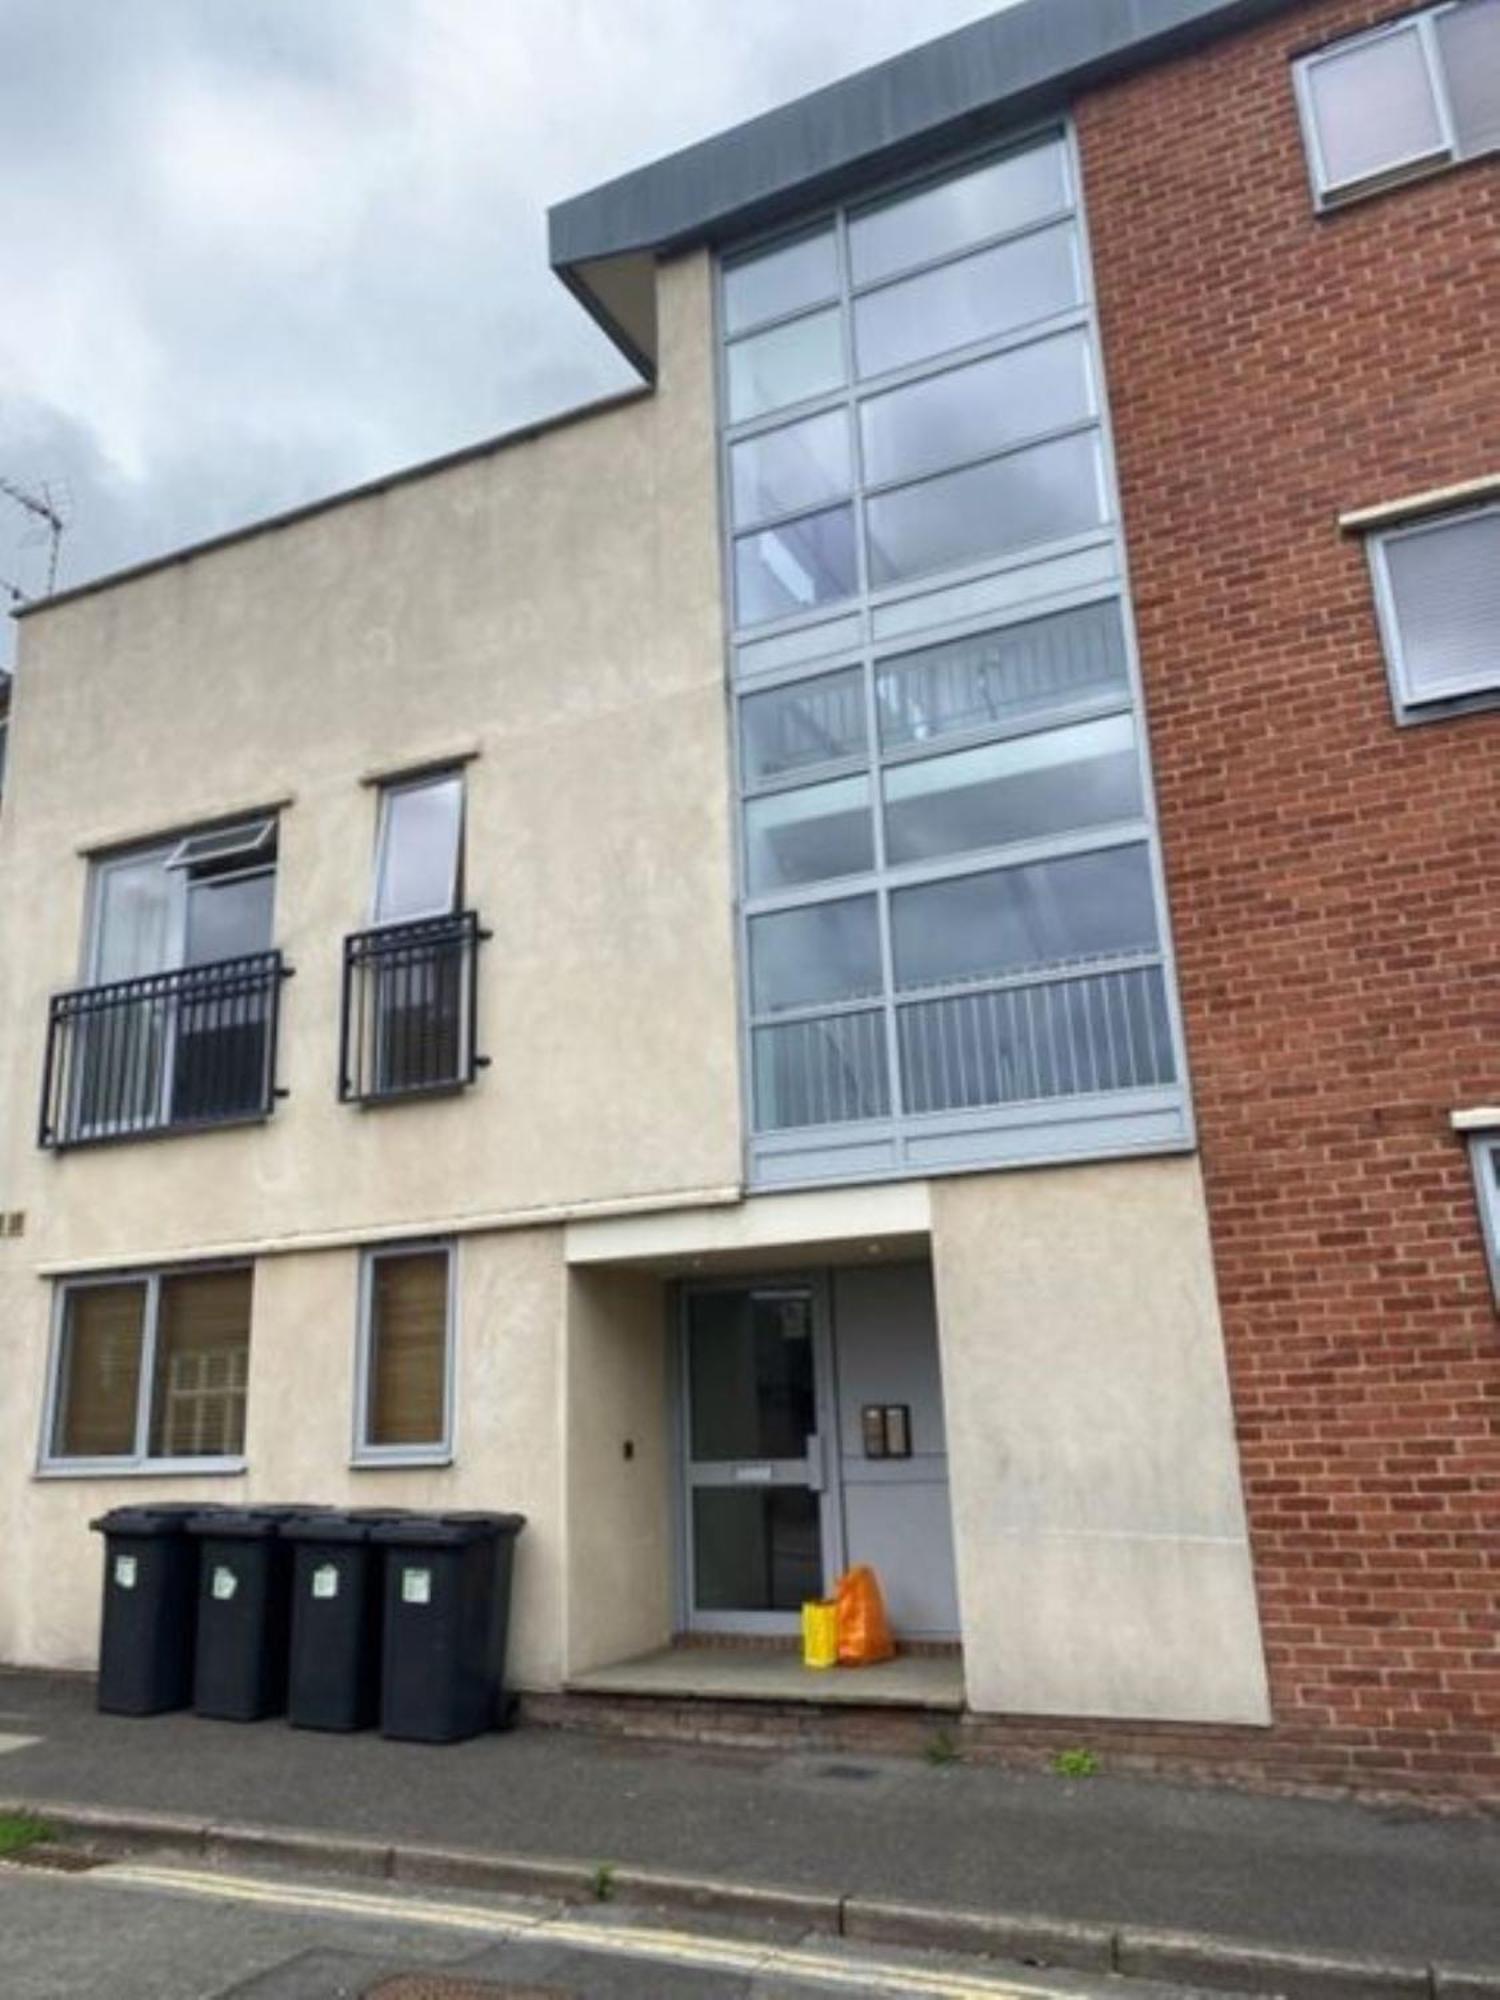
[805,1432,827,1493]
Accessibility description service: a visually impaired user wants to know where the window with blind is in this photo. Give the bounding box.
[44,1266,251,1469]
[1294,0,1500,208]
[356,1244,454,1460]
[1368,503,1500,720]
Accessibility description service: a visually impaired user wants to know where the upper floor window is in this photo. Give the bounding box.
[373,770,464,924]
[1367,502,1500,718]
[40,815,286,1147]
[341,769,484,1102]
[1294,0,1500,208]
[42,1264,252,1472]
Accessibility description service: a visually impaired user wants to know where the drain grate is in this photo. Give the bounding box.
[814,1761,881,1781]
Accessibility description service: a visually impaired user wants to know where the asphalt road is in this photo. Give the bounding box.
[0,1855,1246,2000]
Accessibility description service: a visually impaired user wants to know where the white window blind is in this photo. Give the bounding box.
[1372,505,1500,714]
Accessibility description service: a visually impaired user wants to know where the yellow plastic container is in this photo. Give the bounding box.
[801,1598,839,1670]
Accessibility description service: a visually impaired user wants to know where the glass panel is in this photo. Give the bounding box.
[753,1009,890,1129]
[891,845,1160,993]
[730,410,850,528]
[745,774,873,893]
[184,871,274,965]
[375,774,463,923]
[1438,0,1500,154]
[726,307,844,422]
[1385,511,1500,701]
[688,1289,815,1460]
[52,1282,146,1459]
[866,433,1106,589]
[884,714,1142,867]
[367,1250,449,1448]
[749,895,882,1014]
[860,330,1094,487]
[149,1268,251,1459]
[693,1487,822,1612]
[93,852,174,981]
[723,228,838,335]
[850,138,1069,285]
[854,221,1082,378]
[877,602,1130,749]
[734,504,857,626]
[1306,27,1444,190]
[898,962,1175,1114]
[741,668,867,785]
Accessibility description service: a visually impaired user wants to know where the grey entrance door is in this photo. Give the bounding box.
[680,1282,842,1634]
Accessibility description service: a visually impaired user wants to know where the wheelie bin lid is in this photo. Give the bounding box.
[187,1505,323,1539]
[370,1511,526,1546]
[280,1512,373,1545]
[89,1503,211,1537]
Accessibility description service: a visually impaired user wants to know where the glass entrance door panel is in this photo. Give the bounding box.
[682,1284,841,1630]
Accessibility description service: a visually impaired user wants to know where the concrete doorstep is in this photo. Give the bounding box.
[5,1795,1500,2000]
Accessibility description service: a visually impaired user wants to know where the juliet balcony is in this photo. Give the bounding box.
[339,910,489,1105]
[39,951,291,1150]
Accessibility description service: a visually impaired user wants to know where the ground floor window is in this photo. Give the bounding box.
[355,1242,455,1463]
[43,1264,252,1471]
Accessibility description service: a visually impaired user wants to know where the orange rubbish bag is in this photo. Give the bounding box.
[834,1565,896,1667]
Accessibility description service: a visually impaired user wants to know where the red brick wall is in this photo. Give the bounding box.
[1077,1,1500,1800]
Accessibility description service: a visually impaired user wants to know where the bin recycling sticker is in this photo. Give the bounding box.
[401,1566,432,1606]
[311,1564,339,1601]
[211,1565,239,1602]
[113,1555,138,1591]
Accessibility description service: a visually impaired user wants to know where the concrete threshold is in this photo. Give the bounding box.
[566,1644,966,1709]
[6,1793,1498,2000]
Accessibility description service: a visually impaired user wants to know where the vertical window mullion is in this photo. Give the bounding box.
[135,1272,161,1463]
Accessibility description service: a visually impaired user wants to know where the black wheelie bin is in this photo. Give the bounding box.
[90,1502,220,1715]
[282,1509,411,1731]
[372,1512,525,1743]
[187,1506,324,1720]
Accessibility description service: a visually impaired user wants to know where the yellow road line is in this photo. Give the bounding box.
[81,1857,1054,1999]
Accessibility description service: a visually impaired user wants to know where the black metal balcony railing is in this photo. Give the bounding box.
[39,951,291,1150]
[340,910,488,1104]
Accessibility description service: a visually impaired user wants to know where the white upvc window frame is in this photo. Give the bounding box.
[37,1263,253,1479]
[370,770,465,928]
[351,1239,458,1468]
[1293,1,1498,210]
[1366,499,1500,722]
[1467,1132,1500,1304]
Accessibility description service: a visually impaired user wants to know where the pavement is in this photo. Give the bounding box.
[2,1668,1499,1996]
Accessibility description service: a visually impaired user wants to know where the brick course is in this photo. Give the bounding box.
[1076,0,1500,1800]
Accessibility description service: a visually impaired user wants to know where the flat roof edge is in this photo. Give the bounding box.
[549,0,1306,331]
[12,385,653,623]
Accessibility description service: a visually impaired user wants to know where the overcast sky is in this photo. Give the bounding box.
[0,0,1015,664]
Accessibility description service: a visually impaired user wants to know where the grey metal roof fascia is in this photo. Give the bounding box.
[549,0,1306,287]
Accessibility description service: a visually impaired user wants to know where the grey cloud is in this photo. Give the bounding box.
[1,0,1010,664]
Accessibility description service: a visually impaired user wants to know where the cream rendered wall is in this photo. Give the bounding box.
[0,1228,567,1687]
[930,1156,1270,1725]
[0,251,734,1673]
[0,250,736,1277]
[563,1268,674,1676]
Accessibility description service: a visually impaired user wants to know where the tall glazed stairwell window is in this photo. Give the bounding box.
[719,130,1191,1187]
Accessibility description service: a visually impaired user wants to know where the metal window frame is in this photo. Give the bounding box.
[1291,1,1500,211]
[673,1273,844,1637]
[164,815,277,873]
[370,768,466,929]
[1366,500,1500,722]
[351,1239,458,1468]
[1467,1134,1500,1304]
[714,119,1195,1189]
[36,1262,253,1478]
